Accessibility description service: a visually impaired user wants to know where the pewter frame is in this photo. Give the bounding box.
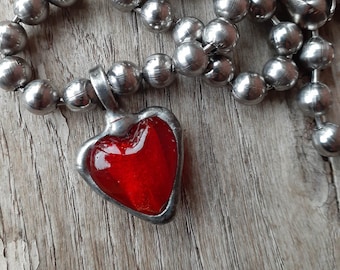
[76,106,184,224]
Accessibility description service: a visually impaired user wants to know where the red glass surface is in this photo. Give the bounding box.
[87,117,178,215]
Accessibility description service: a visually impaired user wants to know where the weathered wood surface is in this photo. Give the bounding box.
[0,1,339,269]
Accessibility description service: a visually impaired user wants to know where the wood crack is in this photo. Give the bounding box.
[329,158,340,220]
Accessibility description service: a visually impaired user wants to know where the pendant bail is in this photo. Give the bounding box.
[89,65,119,112]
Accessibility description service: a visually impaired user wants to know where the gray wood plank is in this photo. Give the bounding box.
[0,1,339,269]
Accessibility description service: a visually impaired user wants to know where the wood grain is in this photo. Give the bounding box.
[0,1,339,269]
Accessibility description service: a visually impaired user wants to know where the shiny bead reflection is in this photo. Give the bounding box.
[173,17,204,45]
[249,0,277,22]
[107,61,142,95]
[203,55,234,87]
[282,0,335,30]
[0,21,28,56]
[297,82,332,117]
[313,123,340,157]
[14,0,49,25]
[173,42,208,77]
[269,22,303,56]
[232,72,267,105]
[143,53,176,89]
[0,56,32,91]
[110,0,142,12]
[202,18,239,52]
[213,0,249,22]
[299,36,334,70]
[140,0,173,32]
[63,78,97,112]
[263,56,298,91]
[22,79,59,115]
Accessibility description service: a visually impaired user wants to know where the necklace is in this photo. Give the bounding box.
[0,0,338,223]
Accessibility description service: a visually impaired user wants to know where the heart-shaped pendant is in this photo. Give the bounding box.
[76,66,183,223]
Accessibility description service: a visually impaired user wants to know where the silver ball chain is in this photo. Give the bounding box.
[0,0,339,157]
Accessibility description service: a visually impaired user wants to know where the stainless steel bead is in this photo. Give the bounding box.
[142,53,176,88]
[249,0,277,22]
[107,61,142,95]
[0,21,28,56]
[203,55,234,87]
[14,0,49,25]
[22,79,59,115]
[232,72,267,105]
[63,78,97,112]
[297,82,332,117]
[269,22,303,56]
[281,0,336,30]
[173,17,204,45]
[0,56,32,91]
[48,0,77,7]
[110,0,142,12]
[173,41,209,77]
[140,0,173,33]
[202,18,239,52]
[299,36,334,70]
[262,56,298,91]
[312,122,340,157]
[213,0,249,22]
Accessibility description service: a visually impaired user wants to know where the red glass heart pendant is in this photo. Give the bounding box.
[78,66,183,223]
[77,107,183,224]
